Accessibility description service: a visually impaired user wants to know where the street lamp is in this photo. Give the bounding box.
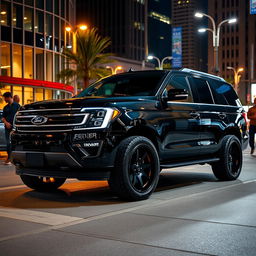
[106,65,123,75]
[195,12,237,74]
[64,24,88,54]
[227,66,244,92]
[147,55,172,70]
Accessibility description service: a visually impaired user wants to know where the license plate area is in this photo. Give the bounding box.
[26,153,45,167]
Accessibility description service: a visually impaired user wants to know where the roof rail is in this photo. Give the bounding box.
[180,68,226,82]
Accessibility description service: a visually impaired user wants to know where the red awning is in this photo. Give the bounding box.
[0,76,74,93]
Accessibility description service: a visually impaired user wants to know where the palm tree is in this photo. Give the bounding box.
[59,28,113,89]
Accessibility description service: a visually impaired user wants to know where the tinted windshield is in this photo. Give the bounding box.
[76,72,167,98]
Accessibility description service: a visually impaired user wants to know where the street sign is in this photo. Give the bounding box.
[250,0,256,14]
[172,27,182,68]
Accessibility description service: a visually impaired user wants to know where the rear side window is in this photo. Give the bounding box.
[208,80,240,106]
[189,77,214,104]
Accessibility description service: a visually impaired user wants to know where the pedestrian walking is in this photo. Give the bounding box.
[247,98,256,155]
[1,92,20,164]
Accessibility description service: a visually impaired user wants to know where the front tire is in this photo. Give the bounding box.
[20,175,66,192]
[211,135,243,181]
[108,136,160,201]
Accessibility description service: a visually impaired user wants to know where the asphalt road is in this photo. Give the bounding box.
[0,148,256,256]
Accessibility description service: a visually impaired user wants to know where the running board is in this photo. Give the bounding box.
[160,157,220,169]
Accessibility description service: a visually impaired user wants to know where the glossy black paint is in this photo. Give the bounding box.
[12,70,249,179]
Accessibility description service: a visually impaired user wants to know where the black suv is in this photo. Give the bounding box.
[11,69,248,201]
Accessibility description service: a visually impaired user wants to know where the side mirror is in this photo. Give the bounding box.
[167,88,188,101]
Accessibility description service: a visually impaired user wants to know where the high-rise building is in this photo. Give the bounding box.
[76,0,148,63]
[148,0,172,61]
[0,0,75,109]
[172,0,207,71]
[208,0,256,104]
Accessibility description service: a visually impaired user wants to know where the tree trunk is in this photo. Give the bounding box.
[83,76,90,89]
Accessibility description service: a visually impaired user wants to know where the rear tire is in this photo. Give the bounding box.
[20,175,66,192]
[211,135,242,181]
[108,136,160,201]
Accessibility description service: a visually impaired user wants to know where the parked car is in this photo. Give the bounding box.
[0,110,7,151]
[11,69,248,201]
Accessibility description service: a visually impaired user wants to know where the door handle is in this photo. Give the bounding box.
[190,112,200,119]
[218,113,227,119]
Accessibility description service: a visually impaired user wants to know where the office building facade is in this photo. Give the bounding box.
[0,0,75,109]
[208,0,256,104]
[76,0,148,62]
[172,0,207,71]
[148,0,172,61]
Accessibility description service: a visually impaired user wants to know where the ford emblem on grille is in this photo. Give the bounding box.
[31,115,48,125]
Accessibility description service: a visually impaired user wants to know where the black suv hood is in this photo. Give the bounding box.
[21,96,156,110]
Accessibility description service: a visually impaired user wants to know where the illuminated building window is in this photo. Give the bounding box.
[135,0,145,4]
[45,89,53,100]
[36,49,44,80]
[134,22,144,31]
[0,43,11,76]
[35,88,44,102]
[24,8,33,31]
[149,12,171,25]
[24,87,33,104]
[24,47,33,79]
[46,52,53,81]
[12,4,22,28]
[13,44,22,78]
[0,1,10,26]
[35,10,44,33]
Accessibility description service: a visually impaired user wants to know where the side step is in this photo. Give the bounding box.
[160,157,220,169]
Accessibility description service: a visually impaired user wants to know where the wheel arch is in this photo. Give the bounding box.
[125,126,160,152]
[224,127,242,142]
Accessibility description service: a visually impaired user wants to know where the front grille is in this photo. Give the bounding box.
[15,108,88,132]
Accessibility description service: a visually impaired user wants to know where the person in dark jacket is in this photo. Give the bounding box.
[248,98,256,155]
[1,92,20,164]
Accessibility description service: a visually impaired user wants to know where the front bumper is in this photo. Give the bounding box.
[12,151,113,180]
[11,130,121,180]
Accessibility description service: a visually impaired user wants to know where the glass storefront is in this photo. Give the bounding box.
[0,0,75,109]
[0,84,72,110]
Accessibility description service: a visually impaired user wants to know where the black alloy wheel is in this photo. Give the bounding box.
[129,145,155,193]
[108,136,160,201]
[212,135,242,181]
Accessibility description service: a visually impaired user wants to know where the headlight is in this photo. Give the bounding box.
[74,107,120,130]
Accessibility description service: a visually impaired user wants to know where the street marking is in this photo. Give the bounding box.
[0,207,83,226]
[0,179,256,243]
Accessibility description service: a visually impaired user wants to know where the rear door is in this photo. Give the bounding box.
[188,76,229,155]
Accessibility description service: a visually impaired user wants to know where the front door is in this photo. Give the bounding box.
[158,74,201,161]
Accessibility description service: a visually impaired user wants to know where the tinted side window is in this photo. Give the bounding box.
[207,79,228,105]
[189,77,214,104]
[164,75,193,102]
[209,81,240,106]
